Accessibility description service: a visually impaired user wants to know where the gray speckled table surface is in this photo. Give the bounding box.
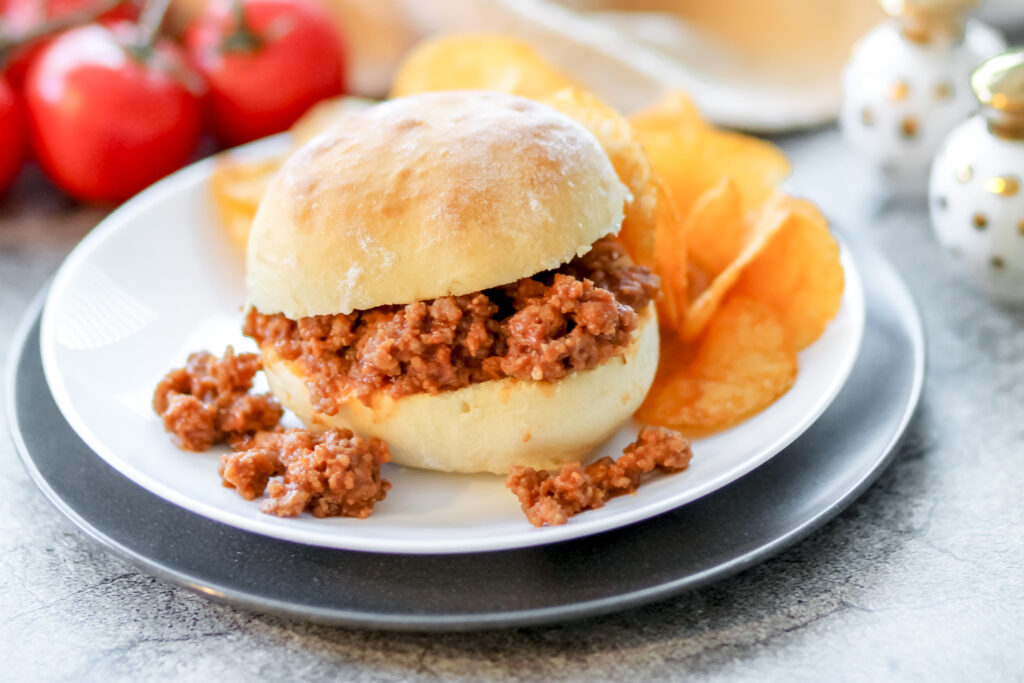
[2,125,1022,681]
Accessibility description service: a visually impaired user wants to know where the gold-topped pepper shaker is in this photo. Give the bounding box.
[971,49,1024,139]
[840,0,1005,195]
[929,49,1024,303]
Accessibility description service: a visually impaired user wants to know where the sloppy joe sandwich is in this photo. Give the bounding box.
[243,90,661,474]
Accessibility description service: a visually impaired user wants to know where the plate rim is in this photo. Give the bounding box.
[36,138,866,554]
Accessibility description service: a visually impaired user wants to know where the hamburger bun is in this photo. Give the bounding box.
[246,90,630,318]
[246,90,658,474]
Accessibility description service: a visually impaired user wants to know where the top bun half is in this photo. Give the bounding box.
[246,90,630,317]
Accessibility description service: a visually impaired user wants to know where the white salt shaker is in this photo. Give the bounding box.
[840,0,1005,195]
[929,49,1024,304]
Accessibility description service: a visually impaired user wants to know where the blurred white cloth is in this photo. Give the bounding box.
[322,0,885,131]
[312,0,1023,131]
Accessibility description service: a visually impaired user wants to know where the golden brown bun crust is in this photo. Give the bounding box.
[246,90,630,317]
[261,305,659,474]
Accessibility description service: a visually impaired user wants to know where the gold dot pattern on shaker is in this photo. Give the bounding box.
[900,116,919,138]
[889,80,910,101]
[983,175,1020,197]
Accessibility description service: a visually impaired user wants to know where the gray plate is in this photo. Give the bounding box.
[6,235,924,632]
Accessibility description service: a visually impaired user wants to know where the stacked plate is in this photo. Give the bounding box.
[8,137,924,629]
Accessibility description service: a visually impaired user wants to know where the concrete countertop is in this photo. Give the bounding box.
[1,127,1021,681]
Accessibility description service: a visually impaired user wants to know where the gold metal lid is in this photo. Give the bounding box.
[879,0,976,43]
[971,48,1024,138]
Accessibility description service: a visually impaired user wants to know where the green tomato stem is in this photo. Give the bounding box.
[0,0,124,67]
[220,0,262,53]
[133,0,170,52]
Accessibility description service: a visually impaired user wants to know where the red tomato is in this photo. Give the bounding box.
[24,23,205,204]
[1,0,141,89]
[0,75,26,194]
[185,0,346,146]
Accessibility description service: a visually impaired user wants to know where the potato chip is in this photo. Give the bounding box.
[630,91,791,220]
[391,35,575,102]
[542,87,657,267]
[682,194,791,340]
[653,179,687,332]
[624,181,660,270]
[637,296,798,433]
[209,157,281,251]
[733,199,844,349]
[685,176,745,278]
[628,90,704,133]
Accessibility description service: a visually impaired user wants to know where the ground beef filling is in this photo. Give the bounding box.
[152,347,283,451]
[243,237,660,413]
[506,427,694,527]
[154,350,390,519]
[220,428,391,519]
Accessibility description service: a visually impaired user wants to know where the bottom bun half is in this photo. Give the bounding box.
[262,304,660,474]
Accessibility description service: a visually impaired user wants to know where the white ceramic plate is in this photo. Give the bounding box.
[41,137,865,555]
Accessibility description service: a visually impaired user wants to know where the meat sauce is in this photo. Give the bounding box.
[221,428,391,518]
[243,237,660,414]
[153,350,391,519]
[506,427,693,527]
[152,347,282,451]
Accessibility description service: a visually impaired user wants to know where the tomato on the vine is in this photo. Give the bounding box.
[0,0,141,88]
[24,22,205,203]
[0,74,26,194]
[185,0,346,146]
